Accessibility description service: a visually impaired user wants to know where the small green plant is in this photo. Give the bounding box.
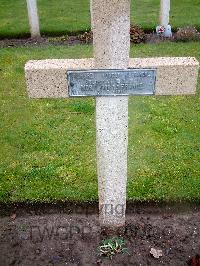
[97,237,129,259]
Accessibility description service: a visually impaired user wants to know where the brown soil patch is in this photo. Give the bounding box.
[0,26,199,48]
[0,202,199,265]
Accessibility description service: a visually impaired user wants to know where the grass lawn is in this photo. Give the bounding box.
[0,0,200,38]
[0,42,200,203]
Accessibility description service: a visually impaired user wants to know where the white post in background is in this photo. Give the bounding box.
[90,0,93,30]
[26,0,40,38]
[92,0,130,232]
[160,0,170,27]
[157,0,172,37]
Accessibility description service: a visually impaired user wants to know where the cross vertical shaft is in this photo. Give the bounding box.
[91,0,131,229]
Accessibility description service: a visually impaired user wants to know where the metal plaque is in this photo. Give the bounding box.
[67,69,156,97]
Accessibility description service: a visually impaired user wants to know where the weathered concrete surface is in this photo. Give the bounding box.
[25,57,199,98]
[25,59,93,98]
[92,0,130,228]
[130,57,199,95]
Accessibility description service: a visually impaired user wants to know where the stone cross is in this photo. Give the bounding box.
[26,0,40,38]
[25,0,199,232]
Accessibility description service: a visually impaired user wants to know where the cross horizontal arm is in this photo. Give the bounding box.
[25,57,199,98]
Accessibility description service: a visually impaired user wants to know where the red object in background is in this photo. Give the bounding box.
[188,255,200,266]
[158,26,165,33]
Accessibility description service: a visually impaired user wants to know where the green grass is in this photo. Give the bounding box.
[0,42,200,202]
[132,0,200,31]
[0,0,200,38]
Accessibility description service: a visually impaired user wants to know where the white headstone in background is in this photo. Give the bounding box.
[90,0,93,29]
[157,0,172,37]
[160,0,170,27]
[26,0,40,38]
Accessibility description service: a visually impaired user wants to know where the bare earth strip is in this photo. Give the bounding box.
[0,202,199,265]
